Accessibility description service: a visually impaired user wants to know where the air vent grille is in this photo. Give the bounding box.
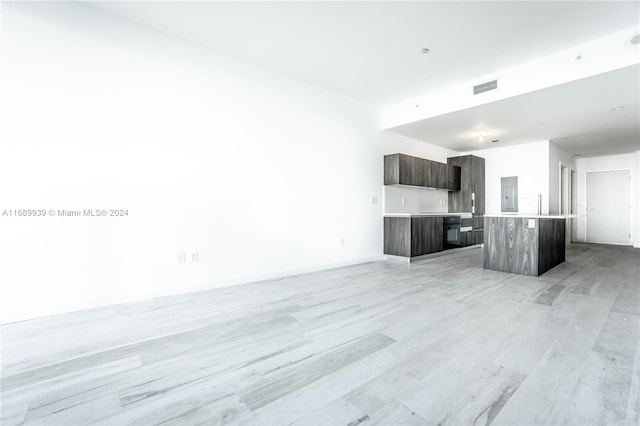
[473,80,498,95]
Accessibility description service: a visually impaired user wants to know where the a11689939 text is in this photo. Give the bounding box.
[1,209,129,217]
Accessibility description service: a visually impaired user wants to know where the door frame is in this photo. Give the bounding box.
[571,169,577,242]
[585,168,633,245]
[558,162,572,215]
[558,162,574,244]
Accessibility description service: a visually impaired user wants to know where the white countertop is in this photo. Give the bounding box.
[484,214,578,219]
[384,212,471,217]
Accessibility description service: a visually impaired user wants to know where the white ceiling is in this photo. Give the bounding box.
[388,65,640,156]
[86,1,639,156]
[88,1,639,106]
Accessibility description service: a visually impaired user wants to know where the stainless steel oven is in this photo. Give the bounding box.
[459,213,473,247]
[444,214,473,248]
[443,216,461,248]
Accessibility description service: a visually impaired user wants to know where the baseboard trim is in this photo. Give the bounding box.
[385,244,483,263]
[203,255,387,288]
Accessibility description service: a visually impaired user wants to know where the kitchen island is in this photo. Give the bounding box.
[483,214,567,276]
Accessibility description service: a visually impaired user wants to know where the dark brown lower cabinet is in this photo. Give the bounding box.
[384,216,443,258]
[411,217,444,256]
[384,217,411,257]
[459,230,483,247]
[473,230,484,245]
[472,214,484,246]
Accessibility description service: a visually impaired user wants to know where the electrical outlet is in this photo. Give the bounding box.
[192,251,199,262]
[340,238,345,247]
[401,197,406,205]
[372,196,378,205]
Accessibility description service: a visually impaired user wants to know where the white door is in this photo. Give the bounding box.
[586,170,631,245]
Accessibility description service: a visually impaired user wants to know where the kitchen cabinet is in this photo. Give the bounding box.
[411,216,444,256]
[384,216,443,257]
[473,229,484,245]
[384,153,461,190]
[472,214,484,245]
[431,162,449,190]
[459,231,471,247]
[384,217,411,257]
[472,215,484,229]
[447,163,461,191]
[447,155,485,214]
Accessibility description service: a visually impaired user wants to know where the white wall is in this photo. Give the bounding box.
[549,142,577,215]
[381,131,460,163]
[465,141,550,215]
[0,2,400,323]
[383,186,448,214]
[575,153,639,247]
[381,131,458,213]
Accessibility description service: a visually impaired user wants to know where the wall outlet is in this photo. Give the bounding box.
[177,251,186,264]
[192,251,199,262]
[340,238,345,247]
[372,196,378,205]
[401,197,406,205]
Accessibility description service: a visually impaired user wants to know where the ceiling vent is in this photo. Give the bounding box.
[473,80,498,95]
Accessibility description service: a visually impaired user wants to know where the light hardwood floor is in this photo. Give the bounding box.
[1,243,638,425]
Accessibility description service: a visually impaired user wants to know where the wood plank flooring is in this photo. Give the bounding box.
[1,243,638,425]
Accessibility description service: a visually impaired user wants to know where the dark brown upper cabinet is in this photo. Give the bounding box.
[447,155,485,214]
[384,153,461,191]
[447,163,461,191]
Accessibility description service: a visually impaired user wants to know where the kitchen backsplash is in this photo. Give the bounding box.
[384,185,449,213]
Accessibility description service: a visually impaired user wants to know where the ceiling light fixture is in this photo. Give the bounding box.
[470,130,491,142]
[491,139,500,143]
[421,48,431,54]
[575,55,583,61]
[611,105,625,111]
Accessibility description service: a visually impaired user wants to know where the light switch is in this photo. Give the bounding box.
[528,219,536,228]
